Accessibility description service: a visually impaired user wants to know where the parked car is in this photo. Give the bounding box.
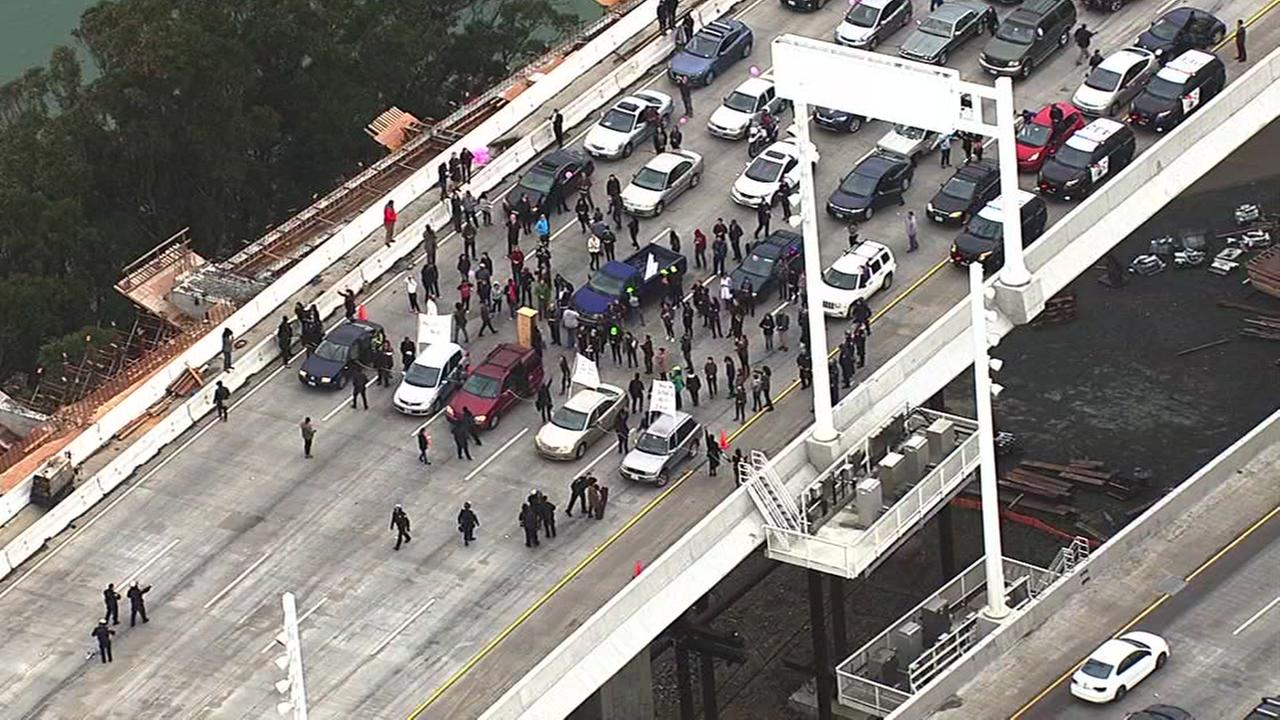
[821,241,897,318]
[728,229,803,299]
[1016,101,1085,172]
[826,151,913,222]
[875,124,937,164]
[583,90,673,159]
[445,344,544,430]
[927,161,1000,224]
[978,0,1076,78]
[1070,631,1169,703]
[534,384,625,460]
[297,320,383,389]
[620,150,703,216]
[899,1,995,66]
[619,411,703,486]
[1124,705,1194,720]
[1038,118,1136,201]
[1129,49,1225,132]
[572,244,688,324]
[392,341,468,415]
[504,149,588,211]
[1072,47,1158,116]
[1136,8,1226,62]
[814,105,867,133]
[731,138,806,208]
[707,76,787,140]
[949,190,1049,268]
[780,0,831,10]
[669,19,754,86]
[834,0,913,50]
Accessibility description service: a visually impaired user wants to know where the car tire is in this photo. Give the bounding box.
[656,473,669,488]
[623,142,633,158]
[864,206,875,221]
[1156,652,1167,669]
[938,51,949,66]
[574,443,586,459]
[1021,57,1036,79]
[901,176,911,192]
[704,69,716,86]
[1114,685,1127,701]
[883,271,894,291]
[868,35,879,51]
[849,117,863,133]
[655,201,665,215]
[742,42,753,59]
[1058,30,1069,47]
[489,413,500,430]
[691,173,701,187]
[1107,0,1122,10]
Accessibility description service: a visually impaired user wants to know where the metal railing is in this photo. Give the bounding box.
[908,615,978,692]
[744,450,808,533]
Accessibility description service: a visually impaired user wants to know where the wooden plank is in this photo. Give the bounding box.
[1060,472,1108,487]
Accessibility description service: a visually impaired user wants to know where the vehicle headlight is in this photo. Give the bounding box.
[949,210,964,218]
[1064,177,1082,188]
[319,376,331,384]
[445,406,456,418]
[1027,151,1041,161]
[474,414,487,424]
[978,251,992,261]
[298,370,307,378]
[1155,110,1172,119]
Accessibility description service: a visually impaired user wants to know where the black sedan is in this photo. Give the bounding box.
[827,152,913,222]
[814,106,866,133]
[1136,7,1225,62]
[729,230,803,300]
[298,320,383,389]
[504,149,588,213]
[926,161,999,225]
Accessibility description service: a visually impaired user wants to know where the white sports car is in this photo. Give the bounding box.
[1070,631,1170,704]
[583,90,674,159]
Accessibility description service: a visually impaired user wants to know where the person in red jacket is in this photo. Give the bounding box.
[383,200,398,246]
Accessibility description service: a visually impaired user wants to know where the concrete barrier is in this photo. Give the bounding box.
[890,407,1280,720]
[0,476,32,526]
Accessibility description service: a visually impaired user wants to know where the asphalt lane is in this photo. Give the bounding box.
[0,0,1274,717]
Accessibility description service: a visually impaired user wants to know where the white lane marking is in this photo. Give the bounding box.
[463,427,530,482]
[121,538,180,588]
[577,443,619,478]
[1233,595,1280,636]
[770,300,790,315]
[371,597,438,656]
[261,596,329,653]
[409,408,447,437]
[202,552,271,611]
[0,362,289,602]
[320,385,372,423]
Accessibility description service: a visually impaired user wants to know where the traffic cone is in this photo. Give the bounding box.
[356,304,368,321]
[718,430,729,451]
[633,560,644,578]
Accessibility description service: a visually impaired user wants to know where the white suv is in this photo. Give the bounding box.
[707,75,786,140]
[821,241,897,318]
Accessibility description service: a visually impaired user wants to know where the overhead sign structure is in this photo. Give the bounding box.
[572,353,600,389]
[650,380,677,417]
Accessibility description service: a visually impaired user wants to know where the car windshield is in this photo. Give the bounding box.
[685,35,720,58]
[1085,67,1122,92]
[893,124,927,140]
[1017,121,1052,147]
[600,108,636,133]
[941,177,977,200]
[745,155,785,183]
[1144,76,1184,101]
[632,166,668,191]
[740,247,780,277]
[845,4,880,27]
[840,171,878,197]
[996,20,1035,44]
[1054,144,1093,169]
[404,363,441,388]
[966,214,1003,241]
[636,431,671,454]
[824,266,867,290]
[313,340,350,363]
[588,268,630,296]
[551,406,590,431]
[918,17,954,37]
[1148,18,1181,41]
[724,91,759,113]
[462,373,501,399]
[520,169,556,194]
[1080,659,1114,679]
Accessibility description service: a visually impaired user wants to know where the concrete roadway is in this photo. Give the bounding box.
[0,0,1275,716]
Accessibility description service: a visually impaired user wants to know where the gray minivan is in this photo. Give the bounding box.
[979,0,1077,79]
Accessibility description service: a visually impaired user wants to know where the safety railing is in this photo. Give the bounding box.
[907,615,978,691]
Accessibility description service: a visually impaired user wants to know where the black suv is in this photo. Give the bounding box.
[1136,8,1226,62]
[1130,49,1226,132]
[827,152,913,222]
[979,0,1076,78]
[1037,118,1136,201]
[505,149,588,212]
[927,161,1000,225]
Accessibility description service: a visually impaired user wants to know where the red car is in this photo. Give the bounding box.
[1016,102,1086,172]
[445,343,544,430]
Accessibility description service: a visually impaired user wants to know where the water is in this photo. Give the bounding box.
[0,0,605,84]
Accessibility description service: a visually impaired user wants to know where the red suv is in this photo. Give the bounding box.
[1016,102,1085,172]
[445,344,544,430]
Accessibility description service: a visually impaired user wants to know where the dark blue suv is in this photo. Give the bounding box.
[668,19,754,87]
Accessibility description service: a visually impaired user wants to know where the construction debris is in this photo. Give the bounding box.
[1034,292,1077,326]
[986,460,1142,519]
[1176,338,1232,356]
[1248,247,1280,299]
[1235,203,1261,226]
[1129,254,1167,276]
[1240,315,1280,342]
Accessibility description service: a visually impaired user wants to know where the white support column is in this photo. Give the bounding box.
[281,592,310,720]
[792,100,836,443]
[994,77,1030,288]
[968,262,1008,619]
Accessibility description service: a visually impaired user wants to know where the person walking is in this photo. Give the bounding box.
[552,109,565,148]
[417,426,431,465]
[1088,48,1105,69]
[452,419,473,460]
[213,381,230,422]
[1236,19,1247,61]
[458,503,479,546]
[452,302,469,343]
[92,621,115,664]
[277,317,293,367]
[350,366,369,410]
[126,582,150,626]
[905,210,919,252]
[390,505,412,550]
[221,328,234,370]
[103,584,121,625]
[300,417,316,458]
[383,200,398,246]
[520,503,540,547]
[567,475,589,516]
[536,381,554,422]
[755,200,771,239]
[1074,24,1095,65]
[405,275,420,313]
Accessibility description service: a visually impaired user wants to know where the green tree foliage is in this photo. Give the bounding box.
[0,0,577,384]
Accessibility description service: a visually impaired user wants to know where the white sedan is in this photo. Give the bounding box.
[875,124,938,164]
[534,384,626,460]
[706,75,786,140]
[582,90,674,159]
[730,138,808,208]
[820,241,897,318]
[1070,631,1170,703]
[392,342,468,415]
[620,150,703,217]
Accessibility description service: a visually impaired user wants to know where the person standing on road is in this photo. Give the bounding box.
[383,200,397,246]
[350,365,369,410]
[452,302,469,343]
[390,504,412,550]
[1088,49,1104,69]
[91,621,115,664]
[405,275,420,313]
[760,313,775,352]
[520,503,541,547]
[629,373,645,413]
[776,311,790,351]
[760,366,775,412]
[704,357,719,398]
[754,200,771,239]
[686,372,701,407]
[458,503,479,546]
[706,432,722,476]
[587,481,601,520]
[733,383,748,422]
[452,420,473,460]
[277,317,293,367]
[300,417,316,458]
[221,328,235,371]
[728,218,745,261]
[1236,19,1247,61]
[103,584,121,625]
[1074,24,1095,65]
[552,109,565,148]
[400,336,415,371]
[905,210,919,252]
[935,133,952,168]
[417,426,432,465]
[567,476,589,516]
[342,288,357,320]
[126,582,150,626]
[615,411,630,453]
[536,381,554,422]
[213,381,230,422]
[677,75,694,117]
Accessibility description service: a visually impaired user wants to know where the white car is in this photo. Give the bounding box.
[534,384,625,460]
[821,241,897,318]
[1070,631,1170,703]
[583,90,674,159]
[392,342,468,415]
[876,124,939,164]
[620,150,703,216]
[1072,47,1157,116]
[707,76,787,140]
[731,138,807,208]
[834,0,913,50]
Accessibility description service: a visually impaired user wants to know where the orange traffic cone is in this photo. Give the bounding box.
[633,560,645,578]
[718,430,729,451]
[356,304,368,321]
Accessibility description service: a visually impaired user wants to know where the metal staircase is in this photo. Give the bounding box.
[1038,536,1093,592]
[742,450,808,534]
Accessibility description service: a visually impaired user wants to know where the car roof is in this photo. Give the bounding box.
[1159,49,1218,82]
[538,149,584,171]
[695,18,747,43]
[977,190,1037,219]
[1033,101,1080,124]
[477,343,533,373]
[646,151,698,173]
[931,2,981,20]
[1066,118,1126,152]
[953,161,998,181]
[613,99,644,115]
[327,320,381,344]
[857,153,905,176]
[564,385,621,413]
[854,0,893,8]
[761,229,802,250]
[1090,636,1151,664]
[732,76,774,96]
[414,341,464,366]
[647,411,694,436]
[832,241,892,271]
[1100,47,1155,72]
[759,140,800,162]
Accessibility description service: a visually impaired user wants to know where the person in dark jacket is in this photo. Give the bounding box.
[350,366,369,410]
[536,381,554,422]
[103,584,121,625]
[566,475,590,516]
[221,328,235,370]
[458,503,479,546]
[92,621,115,663]
[520,503,540,547]
[452,419,472,460]
[127,582,150,626]
[213,381,231,422]
[277,317,293,367]
[706,432,722,476]
[390,504,412,550]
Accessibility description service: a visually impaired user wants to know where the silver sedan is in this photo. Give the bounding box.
[534,384,626,460]
[620,150,704,217]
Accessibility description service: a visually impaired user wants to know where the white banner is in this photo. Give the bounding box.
[417,312,452,352]
[573,353,600,389]
[650,380,677,417]
[644,252,660,281]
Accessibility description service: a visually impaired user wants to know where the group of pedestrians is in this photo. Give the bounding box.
[92,581,151,663]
